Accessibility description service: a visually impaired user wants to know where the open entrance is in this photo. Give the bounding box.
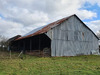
[99,45,100,53]
[10,33,51,57]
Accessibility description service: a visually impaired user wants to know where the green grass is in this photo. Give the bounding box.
[0,51,100,75]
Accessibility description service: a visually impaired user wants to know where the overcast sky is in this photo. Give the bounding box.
[0,0,100,38]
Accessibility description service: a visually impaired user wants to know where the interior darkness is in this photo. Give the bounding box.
[99,45,100,53]
[10,34,51,52]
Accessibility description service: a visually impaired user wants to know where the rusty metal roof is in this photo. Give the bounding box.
[16,14,99,40]
[22,25,47,37]
[16,14,74,40]
[8,35,21,42]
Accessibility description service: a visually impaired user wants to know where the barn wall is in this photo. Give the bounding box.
[45,29,53,40]
[51,16,99,56]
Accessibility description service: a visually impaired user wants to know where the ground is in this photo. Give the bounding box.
[0,51,100,75]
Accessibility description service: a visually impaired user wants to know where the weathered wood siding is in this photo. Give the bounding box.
[48,16,99,56]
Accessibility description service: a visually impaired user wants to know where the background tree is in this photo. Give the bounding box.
[97,30,100,39]
[0,35,8,51]
[97,31,100,51]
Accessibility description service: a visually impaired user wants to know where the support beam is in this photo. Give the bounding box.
[10,49,11,58]
[30,38,32,52]
[23,40,25,54]
[39,35,41,55]
[39,36,41,50]
[18,41,20,51]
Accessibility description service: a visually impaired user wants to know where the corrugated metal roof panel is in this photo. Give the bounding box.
[16,14,99,40]
[22,25,47,37]
[8,35,21,42]
[16,14,73,40]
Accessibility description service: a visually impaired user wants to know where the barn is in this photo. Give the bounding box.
[8,14,99,56]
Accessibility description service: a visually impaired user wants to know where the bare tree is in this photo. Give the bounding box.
[97,30,100,39]
[0,35,8,51]
[97,31,100,50]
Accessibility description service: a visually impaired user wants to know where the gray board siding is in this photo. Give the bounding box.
[49,16,99,56]
[45,29,53,40]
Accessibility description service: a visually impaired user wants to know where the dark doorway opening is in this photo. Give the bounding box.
[10,33,51,56]
[99,45,100,53]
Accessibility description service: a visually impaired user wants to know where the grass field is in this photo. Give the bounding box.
[0,51,100,75]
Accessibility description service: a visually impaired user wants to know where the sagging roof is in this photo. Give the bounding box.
[16,14,99,40]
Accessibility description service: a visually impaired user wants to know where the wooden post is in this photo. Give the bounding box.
[18,50,23,58]
[18,41,20,51]
[8,44,11,59]
[23,40,25,54]
[10,50,11,59]
[30,38,32,52]
[39,35,41,55]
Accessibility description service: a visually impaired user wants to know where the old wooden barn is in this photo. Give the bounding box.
[8,14,99,56]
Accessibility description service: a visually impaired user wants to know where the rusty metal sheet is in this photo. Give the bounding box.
[16,14,99,41]
[16,14,74,40]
